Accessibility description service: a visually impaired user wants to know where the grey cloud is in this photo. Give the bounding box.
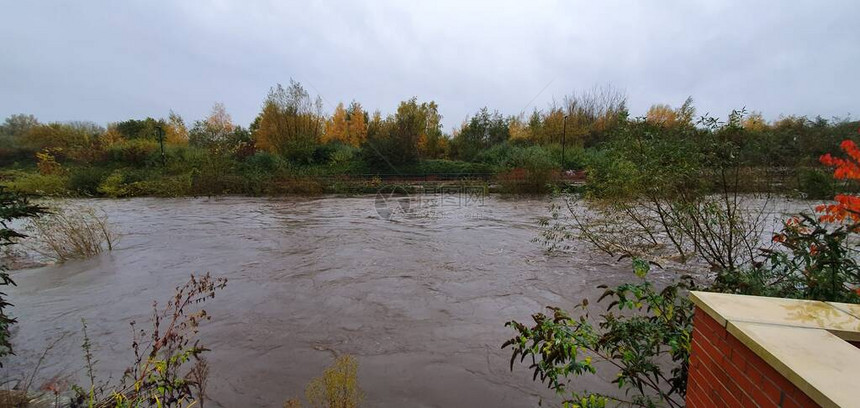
[1,0,857,131]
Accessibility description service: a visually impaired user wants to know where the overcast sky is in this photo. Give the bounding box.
[1,0,858,131]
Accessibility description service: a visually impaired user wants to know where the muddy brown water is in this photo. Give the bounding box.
[2,195,812,407]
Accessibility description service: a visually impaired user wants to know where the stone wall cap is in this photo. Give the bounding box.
[690,291,860,408]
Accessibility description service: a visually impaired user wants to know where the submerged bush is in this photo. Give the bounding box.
[306,355,364,408]
[25,203,117,262]
[496,147,560,194]
[285,354,364,408]
[497,167,558,194]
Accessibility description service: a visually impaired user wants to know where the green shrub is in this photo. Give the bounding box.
[97,169,131,197]
[164,145,208,166]
[509,145,558,171]
[242,151,285,174]
[0,148,36,167]
[583,151,639,199]
[312,143,342,164]
[328,144,359,166]
[68,167,109,196]
[544,143,589,170]
[105,139,160,166]
[476,143,517,167]
[477,144,563,171]
[189,154,243,196]
[96,168,194,197]
[797,167,835,199]
[132,173,193,197]
[268,177,324,195]
[5,172,69,196]
[239,169,272,196]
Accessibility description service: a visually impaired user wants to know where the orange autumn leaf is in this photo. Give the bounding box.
[818,136,860,223]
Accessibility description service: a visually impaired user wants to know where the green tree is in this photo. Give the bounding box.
[0,114,40,147]
[114,117,160,140]
[451,107,509,161]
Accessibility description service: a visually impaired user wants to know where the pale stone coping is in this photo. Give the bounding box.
[690,291,860,408]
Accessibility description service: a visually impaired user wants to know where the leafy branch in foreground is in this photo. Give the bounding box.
[503,260,695,408]
[0,186,46,362]
[72,273,227,408]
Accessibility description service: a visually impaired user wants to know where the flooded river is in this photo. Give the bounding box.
[2,195,811,407]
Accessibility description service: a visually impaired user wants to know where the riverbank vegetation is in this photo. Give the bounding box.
[505,135,860,407]
[1,84,857,197]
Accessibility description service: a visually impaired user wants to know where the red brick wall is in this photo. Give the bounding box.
[686,306,820,408]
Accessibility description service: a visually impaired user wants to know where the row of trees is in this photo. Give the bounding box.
[1,82,857,173]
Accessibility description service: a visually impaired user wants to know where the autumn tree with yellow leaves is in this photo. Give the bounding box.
[323,103,349,145]
[645,97,695,128]
[254,80,324,162]
[346,101,368,147]
[165,110,189,145]
[323,101,368,147]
